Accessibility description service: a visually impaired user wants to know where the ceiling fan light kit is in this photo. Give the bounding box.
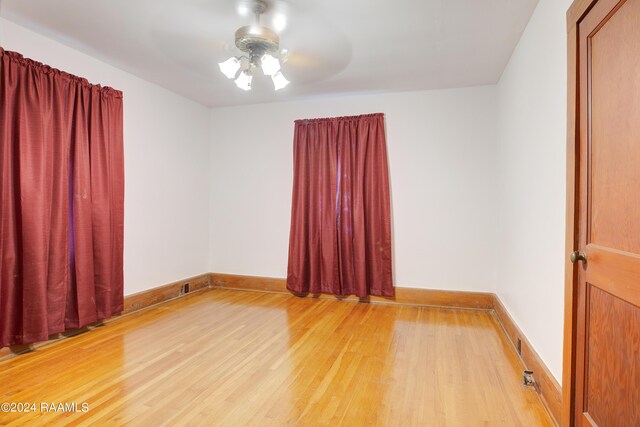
[218,0,289,91]
[234,70,253,91]
[260,53,281,75]
[218,57,241,79]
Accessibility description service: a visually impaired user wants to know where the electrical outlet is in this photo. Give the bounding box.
[517,338,522,355]
[523,370,535,387]
[182,283,190,294]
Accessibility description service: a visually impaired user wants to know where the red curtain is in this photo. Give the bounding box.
[0,49,124,347]
[287,113,393,298]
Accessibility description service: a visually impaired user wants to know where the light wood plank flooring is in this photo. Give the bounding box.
[0,289,553,426]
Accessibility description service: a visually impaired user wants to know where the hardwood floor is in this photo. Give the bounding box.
[0,289,553,426]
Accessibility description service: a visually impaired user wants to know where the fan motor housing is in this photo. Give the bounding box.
[235,25,280,54]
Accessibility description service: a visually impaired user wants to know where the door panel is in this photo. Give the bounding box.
[576,0,640,425]
[585,286,640,426]
[590,0,640,254]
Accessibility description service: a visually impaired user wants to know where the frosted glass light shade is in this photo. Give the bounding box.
[218,57,241,79]
[271,71,289,90]
[234,71,253,91]
[261,54,281,76]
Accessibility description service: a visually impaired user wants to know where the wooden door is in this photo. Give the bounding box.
[569,0,640,425]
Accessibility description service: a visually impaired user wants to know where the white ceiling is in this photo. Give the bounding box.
[0,0,539,108]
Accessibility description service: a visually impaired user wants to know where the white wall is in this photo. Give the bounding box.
[210,87,500,292]
[1,18,211,295]
[496,0,572,383]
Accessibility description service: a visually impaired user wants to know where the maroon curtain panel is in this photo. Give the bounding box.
[0,49,124,347]
[287,113,393,298]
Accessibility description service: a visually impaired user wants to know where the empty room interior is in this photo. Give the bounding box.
[1,0,638,425]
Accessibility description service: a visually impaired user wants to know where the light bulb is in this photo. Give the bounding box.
[234,71,253,91]
[272,14,287,32]
[271,71,289,90]
[218,57,241,79]
[261,54,281,76]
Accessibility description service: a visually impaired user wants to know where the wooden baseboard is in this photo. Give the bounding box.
[0,273,212,361]
[493,296,561,426]
[209,272,495,310]
[210,273,289,294]
[122,273,211,314]
[0,345,31,360]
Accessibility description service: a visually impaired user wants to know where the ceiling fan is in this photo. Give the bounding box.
[218,0,289,91]
[148,0,352,98]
